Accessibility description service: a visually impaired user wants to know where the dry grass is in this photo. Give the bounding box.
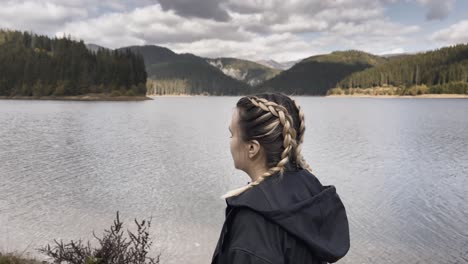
[0,253,43,264]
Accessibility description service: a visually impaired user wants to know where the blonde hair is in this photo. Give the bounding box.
[221,93,313,199]
[291,97,313,173]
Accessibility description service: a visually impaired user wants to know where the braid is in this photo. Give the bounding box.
[221,96,298,199]
[291,98,313,173]
[249,97,297,179]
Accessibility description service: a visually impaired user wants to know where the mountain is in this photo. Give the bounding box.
[256,59,298,70]
[280,60,300,70]
[336,44,468,94]
[86,43,107,53]
[119,45,177,67]
[258,50,387,95]
[119,45,251,95]
[381,53,409,58]
[206,57,280,86]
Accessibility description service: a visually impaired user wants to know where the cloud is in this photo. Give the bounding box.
[329,19,419,37]
[227,0,386,34]
[0,0,438,61]
[416,0,455,20]
[0,1,87,33]
[431,20,468,45]
[168,33,316,62]
[377,48,405,55]
[51,0,420,61]
[58,4,250,48]
[0,0,155,34]
[157,0,231,22]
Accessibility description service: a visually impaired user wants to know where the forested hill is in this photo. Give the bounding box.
[336,44,468,94]
[120,45,252,95]
[206,57,280,86]
[0,30,147,97]
[119,45,177,67]
[258,50,387,95]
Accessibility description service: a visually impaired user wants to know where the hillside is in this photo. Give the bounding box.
[121,46,251,95]
[120,45,178,67]
[258,50,387,95]
[207,57,281,86]
[256,59,298,70]
[335,44,468,95]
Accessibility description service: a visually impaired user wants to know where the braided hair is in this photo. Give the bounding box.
[221,92,313,199]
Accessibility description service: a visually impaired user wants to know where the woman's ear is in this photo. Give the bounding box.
[247,140,261,159]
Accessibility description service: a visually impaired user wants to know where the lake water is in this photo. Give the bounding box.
[0,97,467,264]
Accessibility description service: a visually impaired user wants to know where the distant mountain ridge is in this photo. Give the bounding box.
[118,45,177,67]
[207,57,280,86]
[86,43,106,53]
[256,59,298,70]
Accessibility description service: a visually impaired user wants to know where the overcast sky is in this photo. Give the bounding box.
[1,0,468,61]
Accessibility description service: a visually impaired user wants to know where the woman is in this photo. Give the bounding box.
[211,93,350,264]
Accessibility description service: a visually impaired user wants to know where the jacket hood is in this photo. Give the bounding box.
[225,168,350,263]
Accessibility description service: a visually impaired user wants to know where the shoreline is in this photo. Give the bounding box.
[325,94,468,99]
[148,94,194,97]
[0,94,153,101]
[2,94,466,100]
[148,93,468,98]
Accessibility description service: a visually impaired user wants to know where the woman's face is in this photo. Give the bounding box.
[229,108,250,171]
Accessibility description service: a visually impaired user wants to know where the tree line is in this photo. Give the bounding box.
[335,44,468,94]
[0,30,147,97]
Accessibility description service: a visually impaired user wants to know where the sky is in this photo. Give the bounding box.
[1,0,468,62]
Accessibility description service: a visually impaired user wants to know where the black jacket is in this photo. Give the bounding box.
[211,168,350,264]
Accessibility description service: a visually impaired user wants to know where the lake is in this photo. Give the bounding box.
[0,96,467,263]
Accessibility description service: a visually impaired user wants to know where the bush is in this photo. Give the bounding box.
[131,85,139,95]
[125,90,136,96]
[53,82,65,96]
[38,212,160,264]
[110,90,122,97]
[326,87,344,95]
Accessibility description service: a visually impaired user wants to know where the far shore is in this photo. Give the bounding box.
[0,94,153,101]
[2,93,467,100]
[148,93,468,98]
[325,94,468,99]
[148,94,194,97]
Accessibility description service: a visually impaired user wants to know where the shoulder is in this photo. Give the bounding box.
[225,207,285,262]
[229,207,269,236]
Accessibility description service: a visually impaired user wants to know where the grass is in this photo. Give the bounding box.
[0,253,43,264]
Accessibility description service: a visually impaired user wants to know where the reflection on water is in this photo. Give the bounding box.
[0,97,467,263]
